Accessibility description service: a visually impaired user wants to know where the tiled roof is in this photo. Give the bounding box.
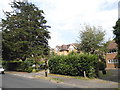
[61,44,70,50]
[107,40,118,49]
[55,43,78,51]
[56,44,70,50]
[71,43,79,49]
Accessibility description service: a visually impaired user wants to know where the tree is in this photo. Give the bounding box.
[0,31,2,60]
[78,25,105,54]
[77,25,106,77]
[1,1,51,61]
[113,19,120,67]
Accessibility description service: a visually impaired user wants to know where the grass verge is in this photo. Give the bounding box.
[49,73,90,80]
[99,70,113,78]
[32,75,64,83]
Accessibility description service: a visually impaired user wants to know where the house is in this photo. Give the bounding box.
[50,41,119,68]
[105,40,118,68]
[53,43,79,55]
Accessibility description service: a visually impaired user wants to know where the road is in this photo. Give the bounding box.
[2,73,76,88]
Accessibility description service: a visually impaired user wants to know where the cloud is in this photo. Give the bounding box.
[48,31,65,48]
[0,0,118,48]
[45,0,118,47]
[0,0,13,20]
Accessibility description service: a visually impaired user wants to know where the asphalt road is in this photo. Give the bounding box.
[2,73,76,88]
[1,73,117,90]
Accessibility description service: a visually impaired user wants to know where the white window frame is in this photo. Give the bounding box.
[107,49,117,54]
[108,59,118,63]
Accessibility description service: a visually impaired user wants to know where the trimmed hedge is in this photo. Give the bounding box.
[2,58,35,73]
[2,60,22,71]
[48,54,98,78]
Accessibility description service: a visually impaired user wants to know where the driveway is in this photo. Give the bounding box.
[99,68,119,83]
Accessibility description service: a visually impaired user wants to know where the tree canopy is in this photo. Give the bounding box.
[0,31,1,60]
[1,1,51,61]
[78,25,105,54]
[113,19,120,67]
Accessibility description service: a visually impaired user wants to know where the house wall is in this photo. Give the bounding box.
[54,45,78,55]
[69,49,78,53]
[58,51,68,55]
[106,53,118,68]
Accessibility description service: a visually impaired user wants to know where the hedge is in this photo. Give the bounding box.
[98,61,106,70]
[2,58,35,73]
[48,54,98,78]
[2,60,22,71]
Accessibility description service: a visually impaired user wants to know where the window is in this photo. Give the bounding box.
[55,48,59,53]
[108,59,118,63]
[69,46,74,51]
[107,49,117,54]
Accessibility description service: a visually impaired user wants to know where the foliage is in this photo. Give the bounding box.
[0,31,1,60]
[68,51,78,56]
[98,61,106,70]
[78,25,105,54]
[17,58,35,72]
[48,54,98,78]
[24,58,35,67]
[113,19,120,67]
[1,1,51,61]
[2,60,22,71]
[38,60,45,70]
[2,58,36,73]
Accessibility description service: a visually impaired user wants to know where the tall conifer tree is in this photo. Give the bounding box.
[113,19,120,67]
[1,1,51,60]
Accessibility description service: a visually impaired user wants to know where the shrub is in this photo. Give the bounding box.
[98,61,106,70]
[22,58,35,73]
[38,61,45,70]
[48,54,98,78]
[26,67,33,73]
[3,58,35,73]
[2,60,22,71]
[24,58,35,67]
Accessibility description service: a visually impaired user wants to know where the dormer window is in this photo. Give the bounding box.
[108,59,118,63]
[107,49,117,54]
[55,48,59,53]
[69,46,74,51]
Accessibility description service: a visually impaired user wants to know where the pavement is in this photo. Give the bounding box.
[5,69,119,88]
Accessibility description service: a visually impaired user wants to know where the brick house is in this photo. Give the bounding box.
[105,40,118,68]
[51,41,118,69]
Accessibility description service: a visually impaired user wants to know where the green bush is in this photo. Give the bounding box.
[3,58,35,73]
[2,60,22,71]
[48,54,98,78]
[20,58,35,73]
[98,61,106,70]
[38,61,45,69]
[16,61,26,72]
[26,67,33,73]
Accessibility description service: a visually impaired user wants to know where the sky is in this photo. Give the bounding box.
[0,0,119,48]
[118,1,120,18]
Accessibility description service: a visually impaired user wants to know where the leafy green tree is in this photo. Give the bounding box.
[1,1,51,61]
[113,19,120,67]
[77,25,106,76]
[78,25,105,54]
[0,31,1,61]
